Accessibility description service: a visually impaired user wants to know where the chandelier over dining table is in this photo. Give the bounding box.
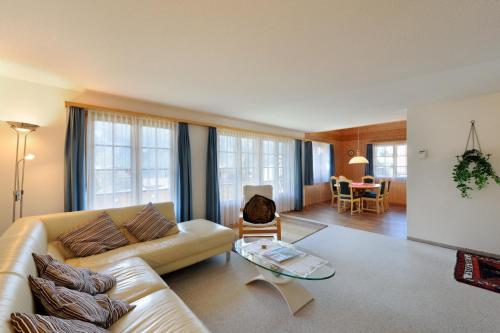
[349,128,369,164]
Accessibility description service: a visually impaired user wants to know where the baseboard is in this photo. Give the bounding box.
[407,236,500,259]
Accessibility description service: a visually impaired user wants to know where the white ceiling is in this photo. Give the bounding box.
[2,0,500,132]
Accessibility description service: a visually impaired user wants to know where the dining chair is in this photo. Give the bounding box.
[238,185,281,240]
[384,178,392,210]
[361,175,375,183]
[361,179,386,214]
[329,176,339,207]
[337,179,361,215]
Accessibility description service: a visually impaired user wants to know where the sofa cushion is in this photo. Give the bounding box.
[58,213,129,257]
[0,274,35,333]
[125,203,177,241]
[92,257,168,303]
[39,202,176,243]
[65,220,234,271]
[179,219,236,252]
[28,276,134,328]
[10,313,109,333]
[32,253,116,295]
[65,230,200,269]
[109,289,210,333]
[0,233,47,279]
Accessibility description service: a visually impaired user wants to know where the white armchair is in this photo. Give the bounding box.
[238,185,281,240]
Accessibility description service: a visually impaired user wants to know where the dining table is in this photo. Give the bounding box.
[335,182,381,196]
[348,182,381,190]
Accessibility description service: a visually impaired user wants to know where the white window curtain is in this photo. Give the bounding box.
[217,128,295,226]
[87,110,177,210]
[312,142,330,183]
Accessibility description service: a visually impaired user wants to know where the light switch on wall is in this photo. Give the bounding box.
[418,149,427,159]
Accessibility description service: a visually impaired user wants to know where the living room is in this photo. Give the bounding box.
[1,1,500,333]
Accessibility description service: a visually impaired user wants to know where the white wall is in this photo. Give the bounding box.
[408,92,500,254]
[0,76,79,233]
[0,75,304,234]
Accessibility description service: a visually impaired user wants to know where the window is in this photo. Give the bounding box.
[312,142,331,183]
[217,129,295,226]
[87,111,177,209]
[373,142,407,179]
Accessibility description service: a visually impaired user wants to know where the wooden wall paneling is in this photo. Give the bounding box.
[304,121,407,206]
[304,183,332,206]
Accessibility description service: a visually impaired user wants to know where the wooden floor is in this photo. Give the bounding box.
[284,201,407,239]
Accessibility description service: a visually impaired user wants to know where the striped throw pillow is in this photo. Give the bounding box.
[29,276,134,328]
[32,253,116,295]
[58,213,129,257]
[10,313,109,333]
[125,203,176,241]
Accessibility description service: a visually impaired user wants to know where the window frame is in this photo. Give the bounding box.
[86,111,177,210]
[373,141,407,180]
[312,141,331,184]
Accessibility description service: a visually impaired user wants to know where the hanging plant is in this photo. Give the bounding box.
[452,121,500,198]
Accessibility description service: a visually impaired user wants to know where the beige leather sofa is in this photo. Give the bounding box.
[0,202,235,332]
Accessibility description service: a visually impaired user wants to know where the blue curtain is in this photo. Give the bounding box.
[294,139,303,211]
[64,106,87,212]
[329,144,335,177]
[205,127,221,223]
[304,141,314,185]
[365,143,374,176]
[177,123,193,222]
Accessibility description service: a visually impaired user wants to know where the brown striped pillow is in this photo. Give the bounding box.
[58,212,129,257]
[125,203,176,241]
[32,253,116,295]
[28,276,134,328]
[10,313,109,333]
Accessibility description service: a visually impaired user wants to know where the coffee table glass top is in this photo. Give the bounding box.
[234,238,335,280]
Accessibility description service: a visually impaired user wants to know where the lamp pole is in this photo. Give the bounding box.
[7,121,39,222]
[12,130,20,223]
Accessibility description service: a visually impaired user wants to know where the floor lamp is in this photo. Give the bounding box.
[7,121,39,222]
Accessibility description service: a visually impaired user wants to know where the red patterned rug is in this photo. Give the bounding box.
[454,251,500,294]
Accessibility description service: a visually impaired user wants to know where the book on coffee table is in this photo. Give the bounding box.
[261,246,302,263]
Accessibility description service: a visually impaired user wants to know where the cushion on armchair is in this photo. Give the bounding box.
[243,195,276,224]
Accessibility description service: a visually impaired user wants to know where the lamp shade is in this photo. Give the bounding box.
[349,155,369,164]
[7,121,39,133]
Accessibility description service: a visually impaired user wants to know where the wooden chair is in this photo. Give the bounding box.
[362,179,386,214]
[361,175,375,183]
[238,185,281,240]
[384,178,392,210]
[329,176,339,207]
[337,180,361,215]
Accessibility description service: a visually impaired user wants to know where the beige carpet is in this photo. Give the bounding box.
[164,224,500,333]
[231,215,327,243]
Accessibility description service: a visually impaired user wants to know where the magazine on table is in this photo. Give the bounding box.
[278,255,328,276]
[261,246,303,263]
[241,239,328,277]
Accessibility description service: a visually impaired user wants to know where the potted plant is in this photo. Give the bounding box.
[452,121,500,198]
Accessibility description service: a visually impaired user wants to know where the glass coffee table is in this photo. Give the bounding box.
[234,238,335,315]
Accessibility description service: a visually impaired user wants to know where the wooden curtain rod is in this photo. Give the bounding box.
[64,101,310,142]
